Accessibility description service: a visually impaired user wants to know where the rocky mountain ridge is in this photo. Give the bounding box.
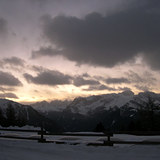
[32,91,160,115]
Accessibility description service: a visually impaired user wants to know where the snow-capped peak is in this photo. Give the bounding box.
[32,100,71,113]
[31,91,160,115]
[67,92,134,115]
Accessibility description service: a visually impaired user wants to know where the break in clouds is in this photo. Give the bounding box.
[22,67,156,92]
[32,0,160,70]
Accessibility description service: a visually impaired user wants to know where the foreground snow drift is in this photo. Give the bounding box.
[0,138,160,160]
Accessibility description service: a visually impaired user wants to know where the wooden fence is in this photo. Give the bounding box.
[0,127,46,142]
[1,127,160,146]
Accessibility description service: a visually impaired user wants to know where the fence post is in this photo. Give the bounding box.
[103,131,113,146]
[38,123,46,143]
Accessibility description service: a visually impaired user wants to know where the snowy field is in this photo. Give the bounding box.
[1,126,160,160]
[1,129,160,144]
[0,136,160,160]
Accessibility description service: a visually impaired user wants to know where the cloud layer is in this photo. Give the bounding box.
[0,71,22,86]
[73,76,100,87]
[0,93,18,99]
[0,57,25,68]
[31,1,160,69]
[24,70,72,86]
[0,17,7,37]
[106,77,130,84]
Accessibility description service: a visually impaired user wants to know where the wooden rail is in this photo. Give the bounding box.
[0,127,46,143]
[0,135,40,141]
[1,127,160,146]
[0,128,39,132]
[87,140,160,146]
[45,133,108,136]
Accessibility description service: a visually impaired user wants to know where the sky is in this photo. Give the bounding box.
[0,0,160,104]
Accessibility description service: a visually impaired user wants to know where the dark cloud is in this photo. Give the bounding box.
[29,0,130,15]
[0,93,18,99]
[0,87,16,92]
[73,76,100,87]
[24,68,101,87]
[36,1,160,69]
[126,71,156,84]
[118,87,131,91]
[126,71,143,83]
[2,57,25,67]
[139,0,160,12]
[31,65,46,72]
[0,71,22,86]
[0,17,7,37]
[134,85,150,92]
[106,77,130,84]
[84,84,117,91]
[100,70,156,91]
[82,73,90,78]
[30,0,49,4]
[84,84,132,92]
[126,70,156,91]
[24,70,72,86]
[31,46,61,59]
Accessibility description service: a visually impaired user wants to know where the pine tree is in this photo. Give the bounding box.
[94,122,105,132]
[6,104,16,126]
[0,108,3,126]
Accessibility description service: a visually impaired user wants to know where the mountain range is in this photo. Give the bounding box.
[1,91,160,132]
[32,90,160,115]
[0,99,60,131]
[32,91,160,131]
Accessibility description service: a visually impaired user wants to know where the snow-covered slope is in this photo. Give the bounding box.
[0,99,31,119]
[67,91,160,115]
[0,99,46,127]
[32,100,71,114]
[67,90,135,115]
[32,91,160,116]
[1,137,160,160]
[121,92,160,111]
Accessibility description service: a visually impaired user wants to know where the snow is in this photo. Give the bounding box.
[32,100,71,114]
[30,91,160,116]
[45,134,160,145]
[0,99,12,117]
[0,126,41,138]
[107,94,133,108]
[0,127,160,160]
[0,125,40,130]
[0,137,160,160]
[0,98,12,105]
[68,92,135,115]
[0,99,30,119]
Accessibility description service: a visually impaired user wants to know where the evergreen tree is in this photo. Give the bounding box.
[16,113,27,127]
[6,104,16,126]
[0,108,3,126]
[128,120,135,131]
[94,122,105,132]
[137,96,160,131]
[145,97,159,130]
